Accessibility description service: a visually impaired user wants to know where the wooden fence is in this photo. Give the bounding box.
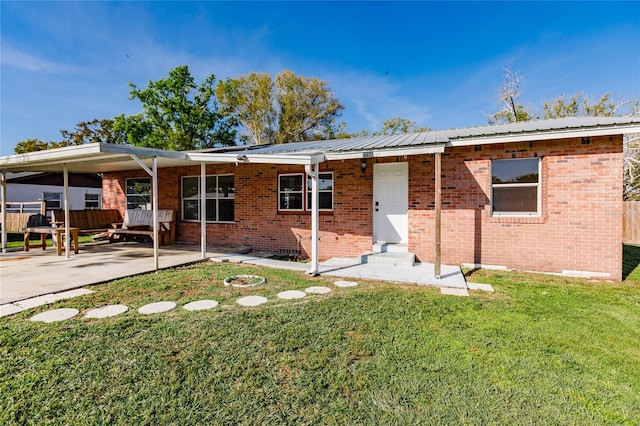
[0,201,46,232]
[624,201,640,244]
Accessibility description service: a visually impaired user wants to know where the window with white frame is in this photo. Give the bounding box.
[491,158,540,215]
[43,192,62,210]
[126,178,151,210]
[182,175,234,222]
[278,172,333,212]
[307,173,334,210]
[84,193,100,209]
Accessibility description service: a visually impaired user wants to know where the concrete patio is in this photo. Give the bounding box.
[0,241,468,306]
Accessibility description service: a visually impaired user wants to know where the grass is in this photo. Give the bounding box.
[4,232,96,249]
[1,248,639,425]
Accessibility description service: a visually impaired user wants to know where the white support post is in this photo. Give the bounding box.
[63,164,71,259]
[1,172,6,253]
[434,152,442,279]
[200,162,207,259]
[305,164,319,276]
[152,157,159,271]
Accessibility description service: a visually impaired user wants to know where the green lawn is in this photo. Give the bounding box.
[4,232,95,249]
[1,248,639,425]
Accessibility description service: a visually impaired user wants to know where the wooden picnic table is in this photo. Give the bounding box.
[24,226,80,256]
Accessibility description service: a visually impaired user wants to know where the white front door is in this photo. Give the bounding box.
[373,162,408,244]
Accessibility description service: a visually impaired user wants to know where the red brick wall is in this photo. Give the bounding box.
[102,134,623,279]
[408,135,623,280]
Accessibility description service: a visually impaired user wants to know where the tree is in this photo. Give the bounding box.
[216,73,276,145]
[59,118,126,146]
[489,64,640,200]
[129,65,236,150]
[217,70,344,145]
[14,138,62,154]
[373,117,430,136]
[489,63,534,124]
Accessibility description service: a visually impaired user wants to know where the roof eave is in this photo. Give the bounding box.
[447,123,640,147]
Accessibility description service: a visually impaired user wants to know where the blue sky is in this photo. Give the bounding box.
[2,1,639,155]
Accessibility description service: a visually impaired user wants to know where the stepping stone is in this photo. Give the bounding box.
[440,287,469,297]
[138,301,176,315]
[85,304,128,319]
[0,304,25,318]
[305,286,331,294]
[31,308,80,323]
[236,296,268,307]
[277,290,306,300]
[467,282,495,292]
[334,280,358,288]
[183,300,219,311]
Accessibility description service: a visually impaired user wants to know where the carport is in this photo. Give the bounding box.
[0,143,327,274]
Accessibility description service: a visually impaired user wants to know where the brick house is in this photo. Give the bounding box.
[2,117,638,280]
[97,117,637,280]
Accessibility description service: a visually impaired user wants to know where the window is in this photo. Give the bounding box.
[307,173,334,210]
[491,158,540,215]
[126,178,151,210]
[182,175,234,222]
[279,174,304,211]
[43,192,61,210]
[279,172,333,212]
[84,193,100,209]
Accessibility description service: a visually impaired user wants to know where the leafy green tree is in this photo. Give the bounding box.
[129,65,236,150]
[217,70,344,145]
[13,138,62,154]
[373,117,430,136]
[59,118,126,146]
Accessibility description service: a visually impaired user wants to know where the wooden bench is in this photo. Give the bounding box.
[108,209,176,246]
[51,209,122,234]
[24,226,79,256]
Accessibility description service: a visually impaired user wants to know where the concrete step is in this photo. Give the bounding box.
[360,251,416,267]
[372,242,409,253]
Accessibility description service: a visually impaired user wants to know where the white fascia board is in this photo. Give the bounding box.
[447,125,640,147]
[324,145,445,160]
[187,152,325,165]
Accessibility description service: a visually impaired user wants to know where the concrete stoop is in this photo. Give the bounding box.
[360,251,416,267]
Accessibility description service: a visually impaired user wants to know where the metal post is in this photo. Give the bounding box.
[434,152,442,279]
[152,157,159,271]
[200,162,207,259]
[1,172,6,253]
[305,164,319,275]
[63,164,71,259]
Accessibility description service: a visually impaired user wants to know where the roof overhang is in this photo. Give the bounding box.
[0,143,193,174]
[187,152,326,165]
[324,144,446,160]
[447,122,640,147]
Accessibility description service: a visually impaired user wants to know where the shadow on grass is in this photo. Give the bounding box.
[623,244,640,281]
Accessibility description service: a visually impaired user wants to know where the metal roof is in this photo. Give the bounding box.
[2,116,639,173]
[201,116,640,157]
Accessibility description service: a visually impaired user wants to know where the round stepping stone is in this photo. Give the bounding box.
[236,296,268,307]
[31,308,79,323]
[183,300,219,311]
[85,304,128,319]
[138,301,176,315]
[277,290,306,300]
[334,280,358,288]
[305,286,331,294]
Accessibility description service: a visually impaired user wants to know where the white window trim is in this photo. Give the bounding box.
[307,172,334,212]
[278,173,305,212]
[278,172,334,212]
[84,193,101,209]
[181,174,235,223]
[491,158,541,217]
[43,192,62,210]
